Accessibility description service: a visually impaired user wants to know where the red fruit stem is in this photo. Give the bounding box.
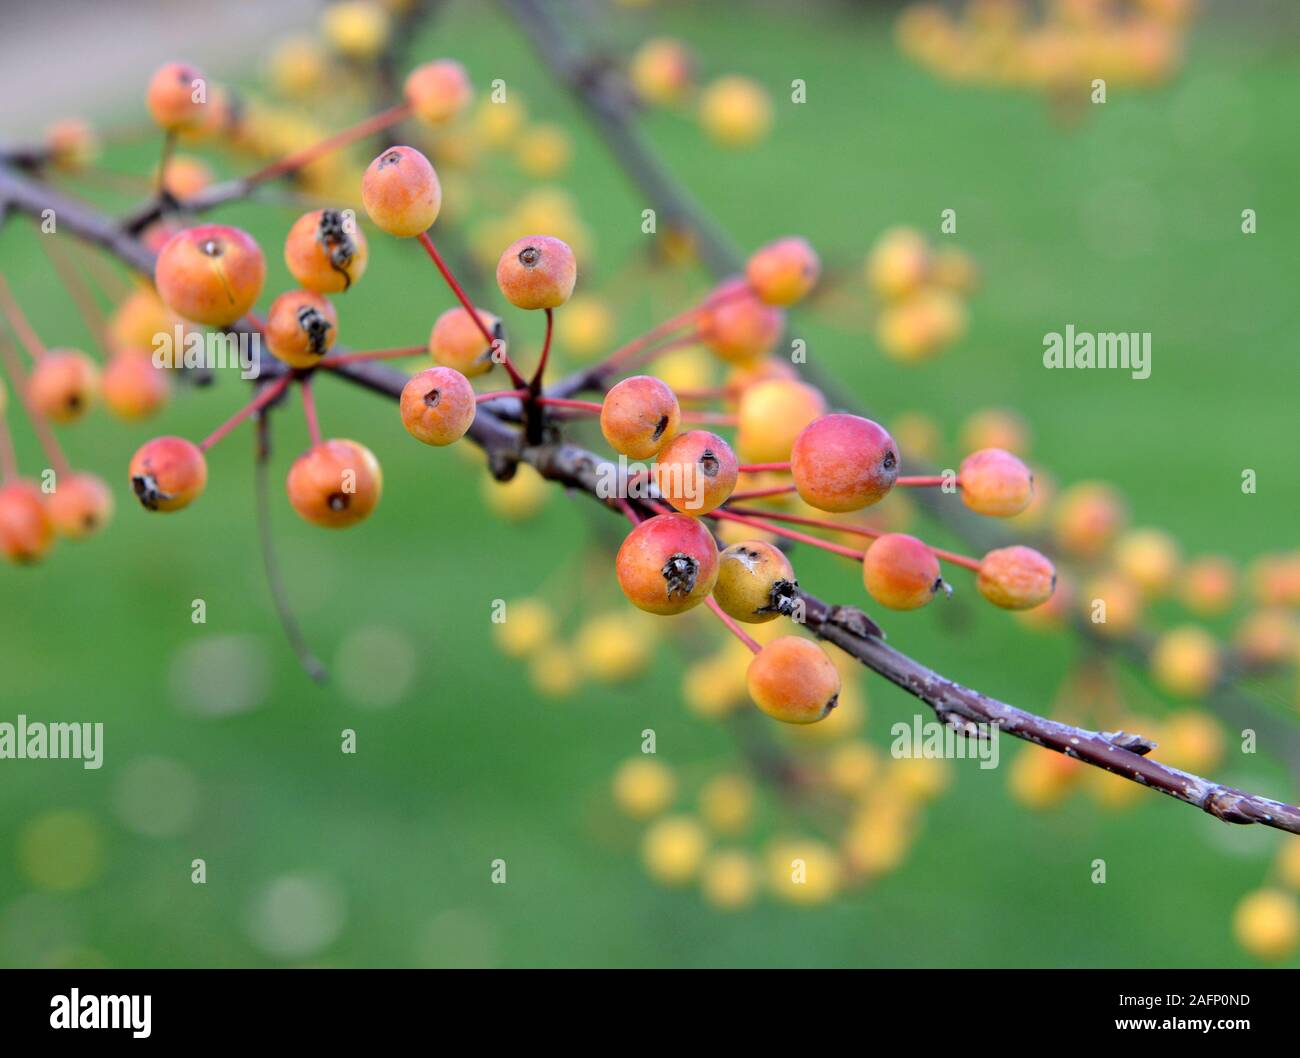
[300,376,323,447]
[319,345,426,367]
[615,496,641,526]
[674,385,734,404]
[41,236,110,353]
[707,507,865,561]
[705,596,762,655]
[475,388,529,403]
[0,413,17,482]
[530,307,554,390]
[736,461,790,473]
[197,374,292,453]
[416,231,526,389]
[0,272,48,359]
[615,329,701,374]
[896,475,950,488]
[0,331,71,477]
[727,484,797,501]
[680,410,736,425]
[244,102,413,187]
[593,282,749,377]
[535,396,602,413]
[156,128,176,196]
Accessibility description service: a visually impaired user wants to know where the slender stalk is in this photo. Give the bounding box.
[319,345,426,367]
[896,475,950,488]
[737,461,790,474]
[300,377,323,447]
[476,388,528,403]
[706,596,762,654]
[531,307,554,390]
[155,129,176,196]
[708,507,865,561]
[40,235,110,352]
[536,396,602,413]
[0,331,71,476]
[198,375,292,453]
[0,413,18,482]
[0,271,48,359]
[244,102,413,187]
[727,484,797,501]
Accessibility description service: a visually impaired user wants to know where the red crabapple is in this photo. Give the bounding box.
[146,61,207,132]
[155,224,266,327]
[265,289,338,369]
[361,146,442,237]
[129,436,208,512]
[735,378,827,464]
[862,533,943,610]
[653,430,738,515]
[404,60,473,125]
[400,367,476,446]
[714,541,798,623]
[791,413,899,512]
[27,350,99,423]
[496,235,577,310]
[284,209,369,293]
[745,237,821,307]
[959,448,1034,517]
[47,472,113,539]
[699,278,783,365]
[746,636,841,724]
[0,481,53,563]
[286,439,383,528]
[615,513,719,615]
[102,354,170,421]
[429,306,502,377]
[600,375,680,460]
[976,545,1056,610]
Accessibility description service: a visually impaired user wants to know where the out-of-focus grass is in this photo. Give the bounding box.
[0,3,1296,967]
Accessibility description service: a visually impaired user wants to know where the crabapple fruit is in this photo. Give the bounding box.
[1233,889,1299,962]
[1179,554,1237,616]
[108,288,181,353]
[600,375,680,460]
[1113,527,1181,596]
[865,226,930,301]
[129,436,208,512]
[862,533,943,610]
[746,636,841,724]
[612,757,676,819]
[699,75,772,148]
[1150,625,1220,698]
[361,146,441,237]
[959,448,1034,517]
[404,60,472,126]
[653,429,738,514]
[265,289,338,368]
[699,278,783,365]
[400,366,476,446]
[495,235,577,310]
[286,439,383,529]
[284,208,369,293]
[0,481,53,563]
[735,377,827,464]
[714,540,798,623]
[102,354,170,421]
[428,306,501,377]
[791,413,899,512]
[155,224,266,327]
[146,61,207,131]
[745,236,820,307]
[641,815,708,885]
[47,472,113,539]
[1052,480,1127,559]
[629,38,695,106]
[976,545,1056,610]
[615,512,719,615]
[27,350,99,423]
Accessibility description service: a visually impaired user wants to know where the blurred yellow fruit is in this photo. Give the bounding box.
[642,815,709,885]
[1053,481,1128,559]
[1113,528,1181,597]
[887,754,951,801]
[576,611,653,682]
[698,773,755,835]
[1159,710,1223,774]
[890,411,943,464]
[1179,555,1237,617]
[1084,572,1145,638]
[736,379,827,464]
[960,407,1030,457]
[482,464,548,520]
[1008,746,1080,809]
[557,296,615,360]
[765,838,841,904]
[530,644,580,698]
[1235,608,1297,666]
[493,597,555,658]
[701,850,758,910]
[698,75,772,148]
[866,227,931,301]
[269,36,326,98]
[475,96,527,148]
[516,124,571,178]
[612,757,676,819]
[655,347,714,394]
[825,741,882,798]
[630,37,695,106]
[1233,889,1299,961]
[1150,625,1220,698]
[321,1,391,59]
[1278,840,1300,890]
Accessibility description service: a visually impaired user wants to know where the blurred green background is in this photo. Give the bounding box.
[1,0,1297,968]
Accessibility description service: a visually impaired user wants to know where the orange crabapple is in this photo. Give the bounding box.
[652,429,738,515]
[107,288,181,354]
[1234,609,1296,666]
[516,124,573,179]
[101,354,170,421]
[265,289,338,369]
[600,375,680,460]
[428,306,502,377]
[862,533,944,611]
[976,545,1056,610]
[735,377,827,464]
[714,540,798,624]
[865,226,931,301]
[155,224,266,327]
[145,61,208,132]
[745,236,821,307]
[791,413,899,513]
[960,407,1031,456]
[698,278,784,365]
[1052,480,1127,559]
[1083,572,1145,638]
[1233,889,1299,962]
[129,436,208,513]
[0,480,54,564]
[286,439,383,529]
[629,37,696,107]
[284,209,369,293]
[399,367,476,447]
[698,75,772,148]
[361,146,442,237]
[158,154,212,199]
[495,235,577,310]
[27,350,99,423]
[1112,527,1181,596]
[958,447,1034,517]
[615,512,719,616]
[1179,554,1237,616]
[47,472,113,539]
[746,636,841,725]
[45,118,99,171]
[404,60,473,126]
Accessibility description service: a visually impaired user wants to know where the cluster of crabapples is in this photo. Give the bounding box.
[897,0,1194,97]
[865,227,976,364]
